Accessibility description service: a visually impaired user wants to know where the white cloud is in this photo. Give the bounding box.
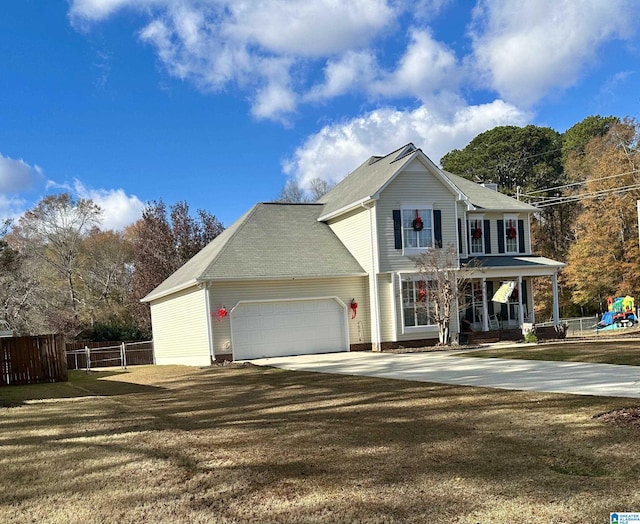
[69,0,159,24]
[371,29,460,99]
[73,180,145,231]
[306,51,377,101]
[69,0,401,120]
[283,99,529,189]
[0,154,44,193]
[0,195,28,225]
[470,0,637,106]
[68,0,639,124]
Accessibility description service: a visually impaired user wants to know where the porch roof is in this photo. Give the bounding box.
[462,255,565,275]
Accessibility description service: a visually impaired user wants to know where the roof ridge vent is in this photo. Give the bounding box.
[394,143,417,161]
[481,182,499,192]
[368,156,383,165]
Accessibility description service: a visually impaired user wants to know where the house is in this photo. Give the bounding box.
[142,144,565,365]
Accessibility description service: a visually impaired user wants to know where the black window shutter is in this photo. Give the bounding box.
[433,210,442,248]
[393,210,402,249]
[522,280,528,315]
[518,219,525,253]
[497,220,505,253]
[457,218,462,253]
[487,281,494,315]
[483,219,491,254]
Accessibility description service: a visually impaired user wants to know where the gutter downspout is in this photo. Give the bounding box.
[362,201,382,351]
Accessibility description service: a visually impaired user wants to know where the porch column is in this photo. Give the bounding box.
[552,272,561,326]
[530,280,536,324]
[517,276,524,325]
[481,278,489,332]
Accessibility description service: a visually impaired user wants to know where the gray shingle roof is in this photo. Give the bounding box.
[142,203,366,302]
[318,144,419,219]
[441,170,537,211]
[462,255,565,269]
[318,143,535,219]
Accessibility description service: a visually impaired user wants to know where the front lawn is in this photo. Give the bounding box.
[1,364,639,523]
[461,339,640,365]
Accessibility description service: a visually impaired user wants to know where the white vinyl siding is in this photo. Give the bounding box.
[377,274,395,343]
[150,286,211,366]
[377,160,458,272]
[209,277,370,356]
[328,206,374,273]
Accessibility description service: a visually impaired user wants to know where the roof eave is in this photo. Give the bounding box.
[198,273,369,283]
[318,197,377,222]
[141,279,200,303]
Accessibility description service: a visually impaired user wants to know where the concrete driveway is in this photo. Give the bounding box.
[248,349,640,398]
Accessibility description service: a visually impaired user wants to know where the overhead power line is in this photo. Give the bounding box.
[522,169,640,197]
[533,182,640,208]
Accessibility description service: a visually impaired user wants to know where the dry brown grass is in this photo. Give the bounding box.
[462,339,640,365]
[1,364,640,523]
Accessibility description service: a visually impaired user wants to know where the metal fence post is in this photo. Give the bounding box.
[121,342,127,369]
[85,345,91,374]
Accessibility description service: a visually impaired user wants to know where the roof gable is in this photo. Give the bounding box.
[318,144,421,220]
[318,143,536,219]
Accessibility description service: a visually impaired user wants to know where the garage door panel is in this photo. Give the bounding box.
[231,298,348,360]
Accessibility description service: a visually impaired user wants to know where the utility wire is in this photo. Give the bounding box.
[534,183,640,208]
[523,169,640,197]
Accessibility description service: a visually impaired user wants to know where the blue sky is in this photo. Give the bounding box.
[1,0,639,230]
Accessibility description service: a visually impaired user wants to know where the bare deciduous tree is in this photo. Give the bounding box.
[412,244,482,345]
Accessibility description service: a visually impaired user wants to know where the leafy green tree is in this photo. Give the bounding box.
[440,125,563,195]
[562,115,618,165]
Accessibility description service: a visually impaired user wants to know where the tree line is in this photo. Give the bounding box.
[2,114,637,340]
[1,198,223,340]
[440,115,640,319]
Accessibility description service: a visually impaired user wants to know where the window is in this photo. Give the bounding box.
[504,216,518,253]
[468,217,484,254]
[402,279,435,328]
[401,207,433,250]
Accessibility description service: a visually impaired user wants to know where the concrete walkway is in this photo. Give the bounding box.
[248,350,640,398]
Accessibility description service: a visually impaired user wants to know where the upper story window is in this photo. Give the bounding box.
[504,215,518,253]
[401,207,433,250]
[468,216,484,255]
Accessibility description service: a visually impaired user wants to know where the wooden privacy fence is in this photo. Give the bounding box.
[1,334,68,386]
[66,341,154,370]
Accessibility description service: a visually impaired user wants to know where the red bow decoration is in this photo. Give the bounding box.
[472,222,482,240]
[350,299,358,319]
[214,307,228,321]
[418,281,427,302]
[412,210,423,231]
[507,220,517,240]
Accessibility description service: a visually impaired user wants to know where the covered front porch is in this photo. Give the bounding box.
[460,255,566,334]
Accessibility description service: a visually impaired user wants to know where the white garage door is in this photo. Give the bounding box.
[231,298,348,360]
